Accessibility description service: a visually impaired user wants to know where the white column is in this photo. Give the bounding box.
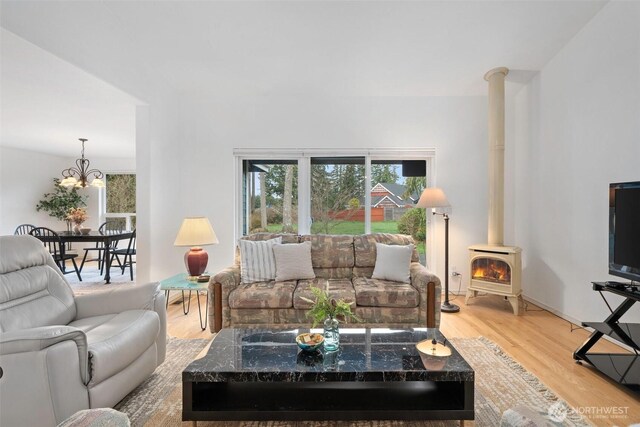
[135,105,150,284]
[484,67,509,246]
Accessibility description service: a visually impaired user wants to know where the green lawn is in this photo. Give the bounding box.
[265,220,425,254]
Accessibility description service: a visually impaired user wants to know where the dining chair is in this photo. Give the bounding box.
[14,224,36,235]
[110,229,136,281]
[79,221,111,273]
[29,227,82,281]
[97,221,126,275]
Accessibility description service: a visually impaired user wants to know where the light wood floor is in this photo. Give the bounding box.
[167,292,640,426]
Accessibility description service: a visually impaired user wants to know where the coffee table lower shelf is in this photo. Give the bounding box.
[183,380,474,422]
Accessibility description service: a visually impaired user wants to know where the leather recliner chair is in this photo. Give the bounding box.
[0,235,166,426]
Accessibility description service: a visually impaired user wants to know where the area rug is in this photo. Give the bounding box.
[66,266,136,294]
[115,337,210,423]
[65,261,137,294]
[116,337,590,427]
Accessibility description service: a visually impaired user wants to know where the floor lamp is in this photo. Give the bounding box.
[417,188,460,313]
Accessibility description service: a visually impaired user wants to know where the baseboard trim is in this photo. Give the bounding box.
[444,290,633,352]
[167,291,189,305]
[521,295,633,353]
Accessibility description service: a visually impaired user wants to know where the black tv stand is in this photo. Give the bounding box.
[604,281,634,288]
[604,280,631,285]
[573,282,639,392]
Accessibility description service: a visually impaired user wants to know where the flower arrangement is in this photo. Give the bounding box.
[66,207,88,225]
[301,285,360,327]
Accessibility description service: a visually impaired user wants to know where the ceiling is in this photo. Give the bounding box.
[1,0,608,155]
[0,30,140,158]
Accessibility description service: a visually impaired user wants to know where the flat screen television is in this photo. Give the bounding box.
[609,181,640,282]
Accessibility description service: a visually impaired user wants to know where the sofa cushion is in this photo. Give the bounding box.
[293,278,356,310]
[352,277,419,308]
[352,266,374,278]
[273,241,315,282]
[239,237,281,283]
[228,280,297,309]
[68,310,159,386]
[235,233,299,265]
[353,234,419,268]
[300,235,354,269]
[313,267,353,279]
[371,243,413,283]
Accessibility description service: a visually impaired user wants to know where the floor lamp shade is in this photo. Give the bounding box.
[416,188,450,209]
[174,217,218,277]
[416,188,459,313]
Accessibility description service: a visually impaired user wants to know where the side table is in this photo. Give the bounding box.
[160,273,209,330]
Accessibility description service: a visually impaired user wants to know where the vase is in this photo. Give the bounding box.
[73,223,83,235]
[323,317,340,352]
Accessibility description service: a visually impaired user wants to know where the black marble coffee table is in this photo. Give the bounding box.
[183,328,474,423]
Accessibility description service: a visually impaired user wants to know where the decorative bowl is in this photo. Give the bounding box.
[80,227,91,235]
[296,332,324,352]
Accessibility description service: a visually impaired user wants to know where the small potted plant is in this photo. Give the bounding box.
[301,285,359,351]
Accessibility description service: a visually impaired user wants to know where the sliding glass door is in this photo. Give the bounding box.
[310,157,365,235]
[369,159,428,259]
[236,150,433,265]
[241,159,298,235]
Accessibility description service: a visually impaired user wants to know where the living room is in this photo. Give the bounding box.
[1,1,639,426]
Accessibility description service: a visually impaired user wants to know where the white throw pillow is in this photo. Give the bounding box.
[239,237,282,283]
[371,242,413,283]
[273,241,316,282]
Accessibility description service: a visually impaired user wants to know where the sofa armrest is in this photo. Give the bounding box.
[74,281,163,318]
[0,326,89,383]
[410,262,442,328]
[74,282,166,364]
[208,265,241,332]
[0,326,91,425]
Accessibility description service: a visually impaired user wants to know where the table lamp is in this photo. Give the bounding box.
[417,188,459,313]
[174,217,218,278]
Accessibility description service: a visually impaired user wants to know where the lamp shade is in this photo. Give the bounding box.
[416,187,450,208]
[174,217,218,247]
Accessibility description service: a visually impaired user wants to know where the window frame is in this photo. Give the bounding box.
[99,171,137,231]
[234,148,437,266]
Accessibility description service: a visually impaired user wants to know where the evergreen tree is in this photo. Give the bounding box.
[403,177,427,199]
[371,164,399,186]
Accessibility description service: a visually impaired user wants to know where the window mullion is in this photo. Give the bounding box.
[364,156,371,233]
[235,157,244,240]
[298,156,311,235]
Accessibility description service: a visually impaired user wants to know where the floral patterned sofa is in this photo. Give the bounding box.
[207,233,441,332]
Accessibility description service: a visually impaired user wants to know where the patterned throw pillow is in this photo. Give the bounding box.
[272,241,316,282]
[239,237,282,283]
[371,242,414,283]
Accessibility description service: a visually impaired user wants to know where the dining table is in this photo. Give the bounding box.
[37,230,134,284]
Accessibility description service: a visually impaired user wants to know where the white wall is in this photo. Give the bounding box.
[512,1,640,323]
[143,96,489,287]
[0,146,70,234]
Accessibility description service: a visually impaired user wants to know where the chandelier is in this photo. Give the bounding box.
[59,138,105,188]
